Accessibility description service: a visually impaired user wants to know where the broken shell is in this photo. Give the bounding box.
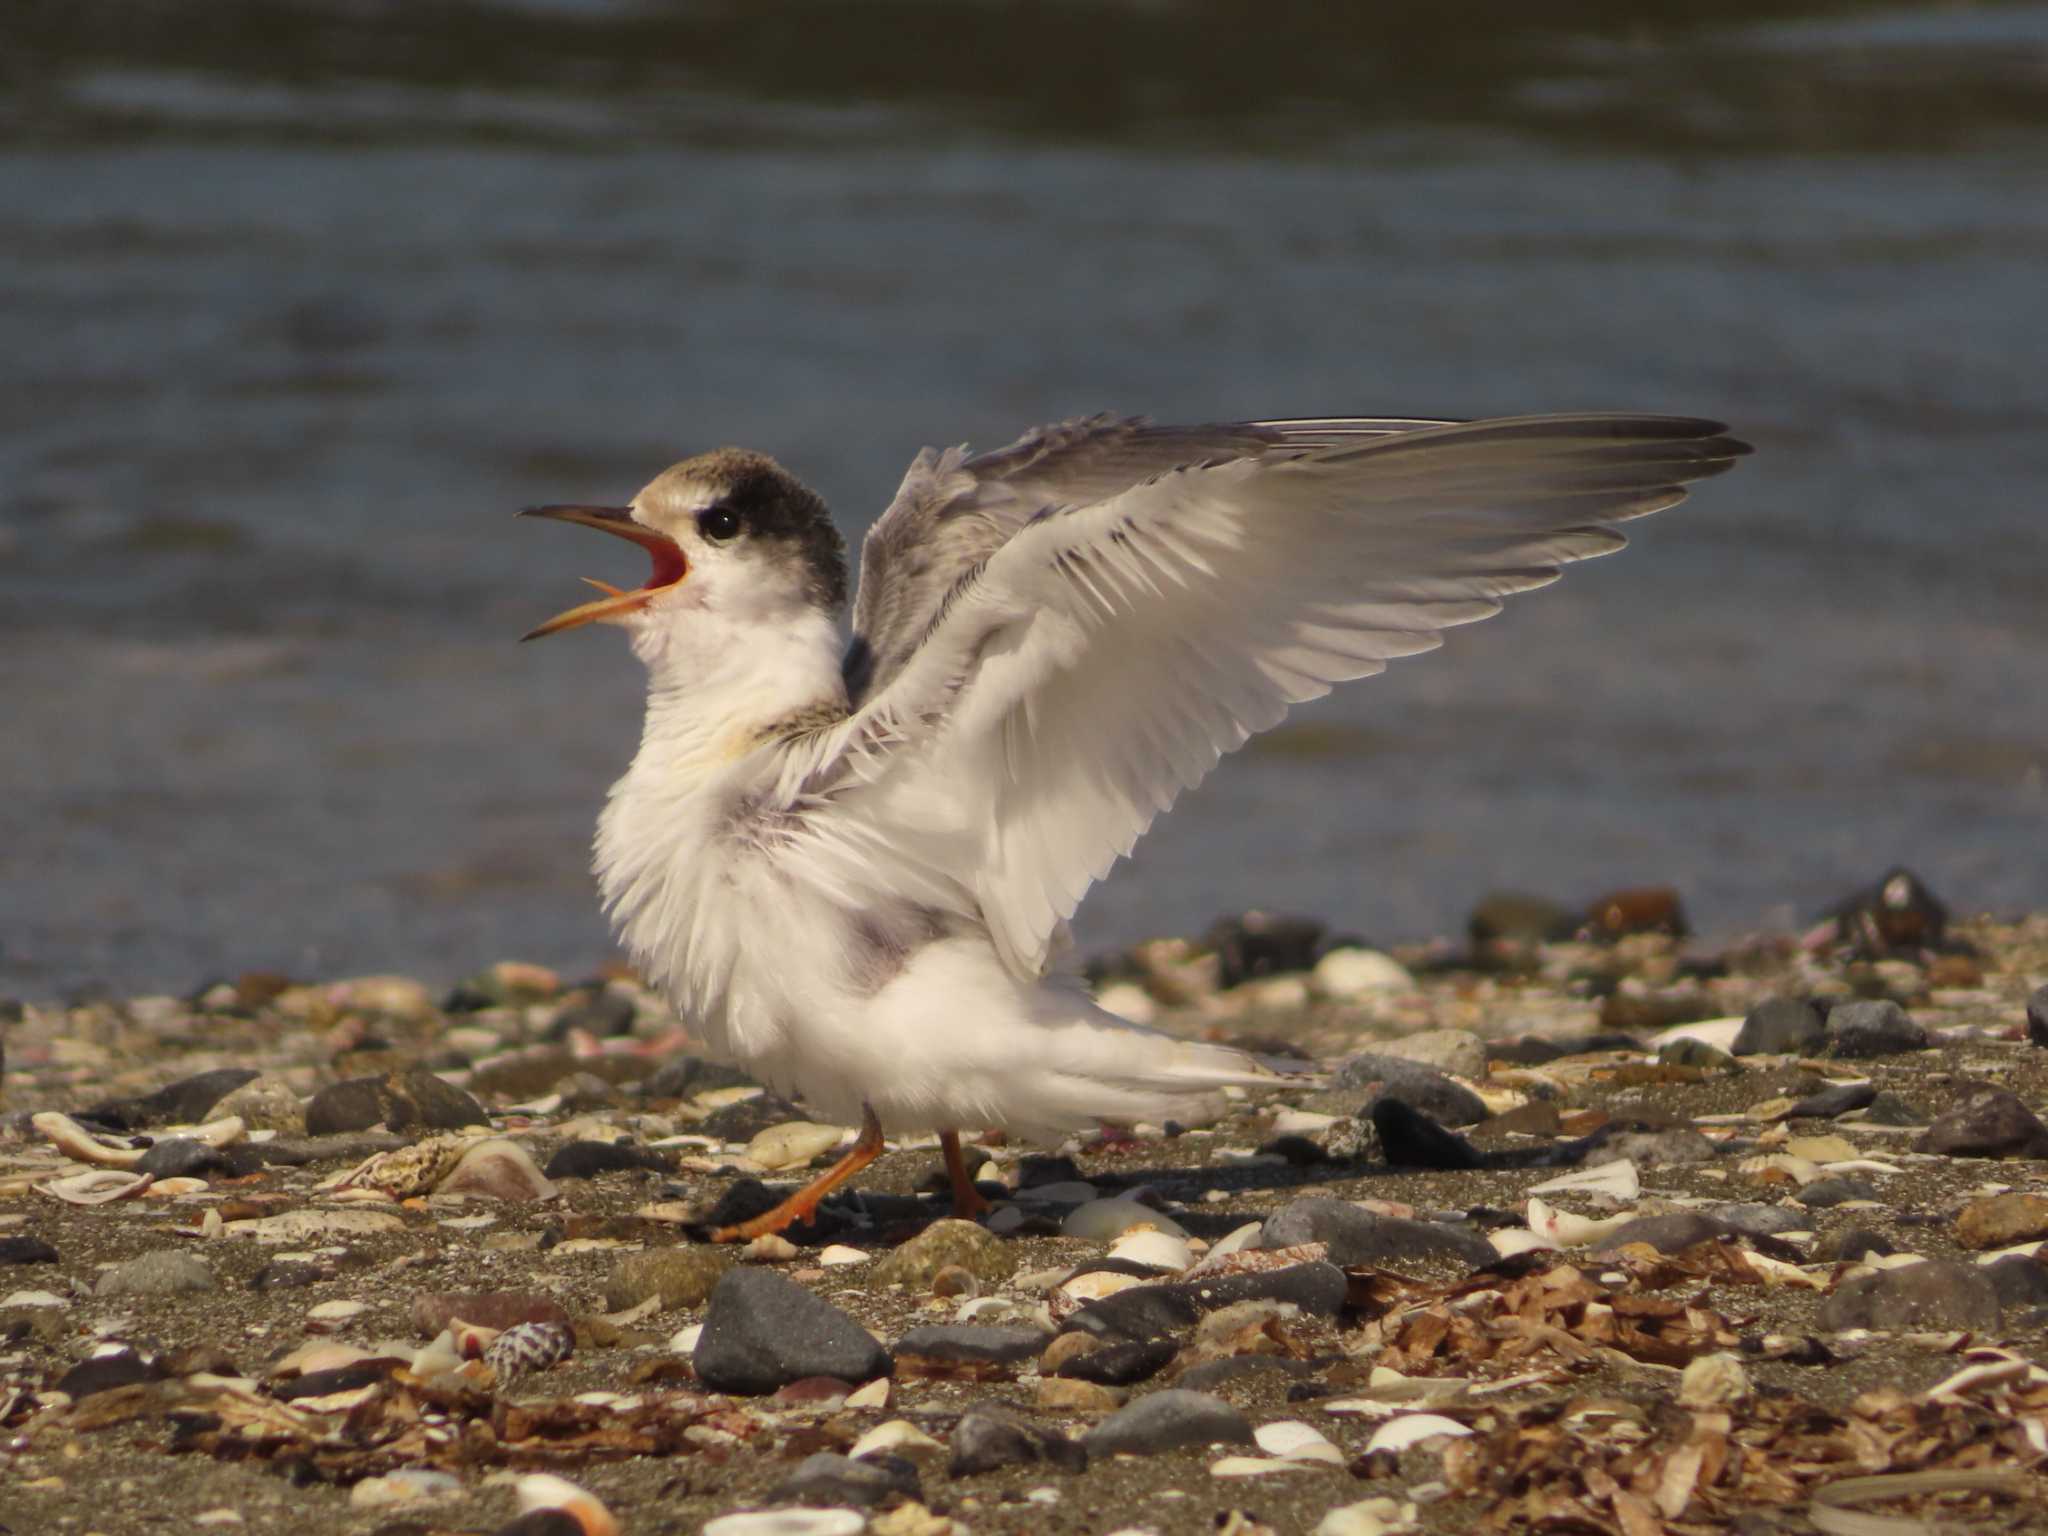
[849,1419,946,1461]
[1254,1420,1346,1464]
[1363,1413,1473,1454]
[433,1138,557,1203]
[1107,1227,1194,1272]
[33,1112,146,1167]
[514,1473,617,1536]
[37,1169,154,1205]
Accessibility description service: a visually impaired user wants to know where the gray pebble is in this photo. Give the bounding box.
[1083,1389,1254,1456]
[96,1250,216,1297]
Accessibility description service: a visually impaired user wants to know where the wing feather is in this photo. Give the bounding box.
[795,413,1748,976]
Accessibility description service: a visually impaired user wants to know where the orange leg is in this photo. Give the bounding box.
[940,1128,994,1220]
[712,1104,886,1242]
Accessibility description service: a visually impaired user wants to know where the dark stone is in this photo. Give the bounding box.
[1328,1053,1489,1127]
[56,1348,167,1399]
[276,1360,405,1399]
[1178,1262,1350,1319]
[1795,1177,1880,1209]
[1863,1092,1928,1127]
[1083,1389,1255,1456]
[545,989,638,1041]
[1370,1099,1484,1171]
[1985,1255,2048,1310]
[1259,1134,1328,1166]
[1059,1284,1204,1342]
[1816,1260,2000,1332]
[641,1055,760,1100]
[894,1325,1050,1366]
[1176,1357,1320,1392]
[1826,1000,1929,1059]
[1054,1337,1177,1387]
[1596,1128,1719,1167]
[949,1402,1085,1476]
[1602,1212,1738,1254]
[1707,1203,1811,1237]
[1487,1032,1645,1065]
[1732,999,1826,1057]
[693,1267,891,1395]
[134,1138,265,1179]
[542,1140,671,1180]
[83,1068,260,1131]
[303,1070,487,1136]
[770,1451,920,1508]
[1467,891,1577,947]
[254,1131,409,1166]
[1813,1228,1894,1263]
[2027,985,2048,1049]
[0,1235,59,1265]
[1817,866,1948,958]
[1787,1081,1879,1119]
[698,1093,807,1143]
[412,1291,572,1337]
[1657,1037,1736,1071]
[1917,1089,2048,1159]
[1203,911,1326,988]
[1261,1197,1492,1269]
[1486,1101,1565,1137]
[494,1513,584,1536]
[1580,886,1688,942]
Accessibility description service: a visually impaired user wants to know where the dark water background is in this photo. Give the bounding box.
[4,1,2046,998]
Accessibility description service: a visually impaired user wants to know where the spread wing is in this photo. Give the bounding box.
[792,412,1749,977]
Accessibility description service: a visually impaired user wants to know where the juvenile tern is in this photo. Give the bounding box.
[523,412,1749,1238]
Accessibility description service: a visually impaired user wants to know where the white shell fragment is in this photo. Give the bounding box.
[1061,1198,1188,1240]
[38,1169,154,1205]
[33,1112,147,1167]
[516,1473,618,1536]
[849,1418,946,1461]
[746,1121,849,1172]
[1211,1455,1321,1476]
[1363,1414,1474,1454]
[1254,1420,1347,1465]
[1107,1227,1194,1272]
[1527,1158,1640,1201]
[703,1512,865,1536]
[1316,1497,1421,1536]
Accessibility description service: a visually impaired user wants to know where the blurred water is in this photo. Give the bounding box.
[4,1,2046,997]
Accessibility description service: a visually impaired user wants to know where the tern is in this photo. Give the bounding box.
[522,412,1748,1239]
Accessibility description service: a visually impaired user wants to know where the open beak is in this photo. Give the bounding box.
[518,504,689,640]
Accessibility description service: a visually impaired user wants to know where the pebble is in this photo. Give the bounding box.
[1917,1090,2048,1158]
[1371,1029,1486,1080]
[1984,1254,2048,1309]
[87,1068,260,1129]
[95,1250,216,1297]
[1955,1193,2048,1250]
[1260,1197,1492,1269]
[304,1069,488,1136]
[950,1401,1087,1475]
[2028,984,2048,1048]
[1325,1054,1488,1127]
[436,1137,558,1202]
[56,1347,166,1398]
[1205,910,1325,987]
[1600,1212,1737,1254]
[851,1419,947,1462]
[1785,1081,1878,1119]
[894,1324,1050,1366]
[0,1235,60,1264]
[1061,1199,1188,1241]
[543,1140,670,1179]
[1468,890,1577,946]
[1816,1260,2002,1332]
[1051,1337,1177,1387]
[1795,1176,1881,1209]
[1316,1497,1420,1536]
[413,1290,572,1336]
[747,1121,849,1171]
[1312,948,1414,998]
[604,1248,733,1313]
[1732,998,1825,1056]
[1036,1376,1125,1413]
[1826,1000,1929,1058]
[870,1218,1019,1289]
[703,1514,864,1536]
[349,1469,462,1508]
[1599,1128,1718,1167]
[770,1450,920,1508]
[694,1267,891,1395]
[1083,1389,1254,1456]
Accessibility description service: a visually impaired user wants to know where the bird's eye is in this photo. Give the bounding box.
[697,505,742,543]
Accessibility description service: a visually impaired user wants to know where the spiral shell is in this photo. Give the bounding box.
[484,1320,573,1381]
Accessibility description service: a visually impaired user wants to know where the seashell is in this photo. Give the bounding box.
[1255,1420,1346,1464]
[434,1137,557,1203]
[818,1244,869,1266]
[33,1112,146,1167]
[843,1377,890,1410]
[38,1169,153,1204]
[1058,1270,1146,1304]
[187,1116,248,1148]
[1363,1413,1473,1454]
[1107,1228,1194,1272]
[485,1320,574,1381]
[1527,1158,1640,1201]
[326,1134,479,1198]
[1062,1198,1187,1241]
[704,1511,864,1536]
[515,1474,617,1536]
[1211,1455,1319,1476]
[1184,1240,1328,1281]
[746,1121,849,1172]
[1489,1228,1555,1259]
[307,1299,367,1324]
[1526,1197,1636,1248]
[143,1177,211,1196]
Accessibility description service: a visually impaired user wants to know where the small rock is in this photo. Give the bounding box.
[435,1138,557,1202]
[694,1267,892,1395]
[1826,1000,1929,1058]
[1467,891,1577,947]
[350,1468,462,1509]
[1706,1203,1809,1237]
[871,1219,1018,1289]
[770,1451,920,1509]
[1581,886,1688,941]
[95,1250,216,1297]
[1657,1037,1736,1071]
[1260,1197,1491,1269]
[1312,948,1413,998]
[700,1092,807,1143]
[56,1347,167,1398]
[1956,1193,2048,1250]
[135,1138,263,1180]
[703,1512,865,1536]
[304,1070,487,1136]
[1601,1212,1737,1254]
[1984,1254,2048,1310]
[1816,866,1947,957]
[1598,1128,1719,1167]
[547,987,639,1040]
[604,1249,733,1314]
[543,1140,670,1179]
[1084,1389,1254,1456]
[1813,1227,1894,1263]
[210,1074,305,1134]
[1317,1497,1420,1536]
[1371,1030,1486,1081]
[412,1291,571,1338]
[1816,1260,2001,1332]
[1035,1376,1126,1413]
[1917,1089,2048,1159]
[1326,1054,1488,1127]
[1863,1091,1929,1127]
[84,1068,259,1130]
[1204,911,1325,987]
[1732,998,1826,1057]
[1058,1284,1204,1342]
[643,1055,761,1101]
[895,1324,1050,1367]
[1785,1081,1878,1119]
[949,1401,1086,1476]
[2028,985,2048,1048]
[1053,1336,1177,1386]
[1796,1176,1880,1209]
[0,1236,59,1265]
